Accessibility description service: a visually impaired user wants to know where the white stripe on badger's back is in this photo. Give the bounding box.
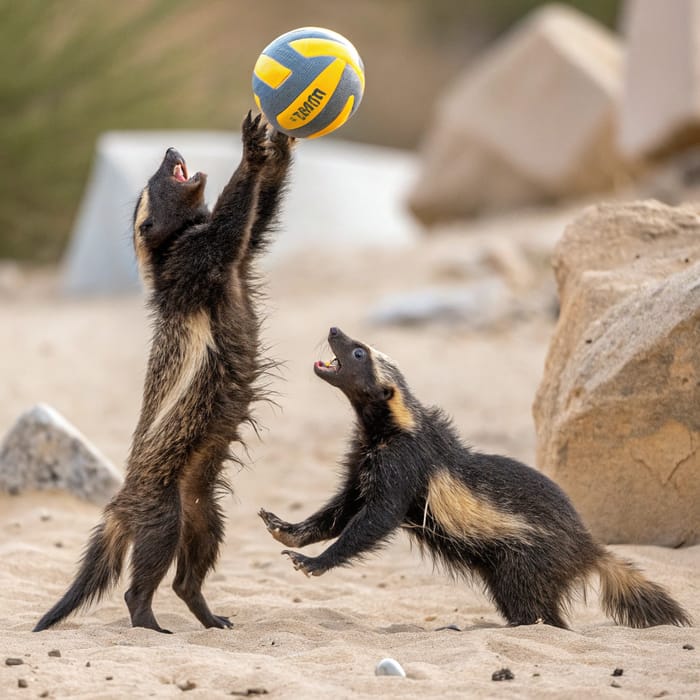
[147,309,217,438]
[427,469,538,543]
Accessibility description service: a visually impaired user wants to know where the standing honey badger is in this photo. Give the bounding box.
[260,327,690,629]
[34,113,293,633]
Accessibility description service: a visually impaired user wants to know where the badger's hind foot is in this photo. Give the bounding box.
[211,614,233,629]
[172,579,233,630]
[124,589,171,634]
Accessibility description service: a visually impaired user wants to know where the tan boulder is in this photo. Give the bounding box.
[619,0,700,159]
[533,200,700,546]
[408,5,629,225]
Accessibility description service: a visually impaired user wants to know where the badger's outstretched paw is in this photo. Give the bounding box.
[281,550,325,577]
[242,111,268,166]
[266,128,294,164]
[258,508,302,548]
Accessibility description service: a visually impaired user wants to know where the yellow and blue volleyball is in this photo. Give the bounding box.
[252,27,365,139]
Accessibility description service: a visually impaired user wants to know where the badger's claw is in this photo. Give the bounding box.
[281,550,325,577]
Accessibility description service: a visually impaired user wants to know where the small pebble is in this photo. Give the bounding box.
[375,658,406,678]
[230,689,268,697]
[5,658,24,666]
[48,649,61,658]
[18,679,28,688]
[612,668,623,677]
[682,644,694,650]
[40,693,49,698]
[40,512,52,522]
[611,681,622,688]
[105,676,113,681]
[178,680,197,691]
[86,661,91,667]
[435,624,461,632]
[292,597,302,603]
[492,668,514,681]
[424,615,436,622]
[54,541,64,548]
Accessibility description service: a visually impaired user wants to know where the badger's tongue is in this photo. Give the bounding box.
[315,357,340,371]
[173,162,188,182]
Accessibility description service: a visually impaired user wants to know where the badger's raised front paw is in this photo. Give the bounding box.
[281,550,326,577]
[266,128,294,164]
[258,508,303,547]
[241,111,269,166]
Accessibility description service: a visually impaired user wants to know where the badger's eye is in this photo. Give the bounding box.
[140,221,153,234]
[353,347,366,361]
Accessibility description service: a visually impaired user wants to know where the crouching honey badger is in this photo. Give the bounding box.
[260,327,690,630]
[34,113,293,633]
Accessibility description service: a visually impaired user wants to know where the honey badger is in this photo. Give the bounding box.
[34,113,293,633]
[260,327,690,629]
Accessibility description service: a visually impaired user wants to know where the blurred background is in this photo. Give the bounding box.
[1,0,622,264]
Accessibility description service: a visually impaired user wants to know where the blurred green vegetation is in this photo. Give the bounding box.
[1,0,621,262]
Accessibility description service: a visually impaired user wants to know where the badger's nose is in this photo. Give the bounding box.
[329,327,339,337]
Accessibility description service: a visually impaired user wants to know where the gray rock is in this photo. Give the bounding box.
[375,658,406,678]
[0,404,122,504]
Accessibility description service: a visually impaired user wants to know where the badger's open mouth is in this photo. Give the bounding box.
[173,162,189,182]
[315,357,341,373]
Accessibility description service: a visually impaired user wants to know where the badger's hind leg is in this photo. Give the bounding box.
[123,490,181,633]
[483,556,571,629]
[172,493,231,629]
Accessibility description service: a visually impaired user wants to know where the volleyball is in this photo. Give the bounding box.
[252,27,365,139]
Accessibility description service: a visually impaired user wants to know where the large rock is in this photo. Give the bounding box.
[619,0,700,159]
[533,201,700,546]
[0,404,122,504]
[408,5,628,225]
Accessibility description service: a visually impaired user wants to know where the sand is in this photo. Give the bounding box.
[0,224,698,699]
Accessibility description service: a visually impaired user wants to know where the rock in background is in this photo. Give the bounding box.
[533,201,700,546]
[408,5,630,225]
[0,403,122,504]
[619,0,700,159]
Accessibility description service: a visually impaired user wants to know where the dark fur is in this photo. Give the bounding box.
[260,327,690,630]
[34,113,293,633]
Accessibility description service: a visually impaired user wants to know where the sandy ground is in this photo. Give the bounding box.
[0,220,698,699]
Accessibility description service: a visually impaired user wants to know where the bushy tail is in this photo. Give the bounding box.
[596,552,691,628]
[33,513,129,632]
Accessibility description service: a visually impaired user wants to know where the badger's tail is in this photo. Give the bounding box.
[33,512,129,632]
[595,551,691,628]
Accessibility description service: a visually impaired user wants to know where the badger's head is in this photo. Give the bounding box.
[314,327,418,434]
[133,148,208,279]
